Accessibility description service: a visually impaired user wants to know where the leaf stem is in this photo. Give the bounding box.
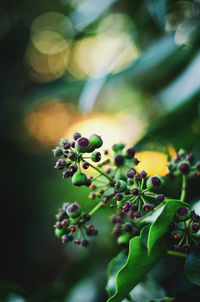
[167,250,187,258]
[89,201,102,216]
[85,160,115,184]
[180,175,187,201]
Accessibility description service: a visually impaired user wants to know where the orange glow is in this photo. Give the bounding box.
[24,101,79,145]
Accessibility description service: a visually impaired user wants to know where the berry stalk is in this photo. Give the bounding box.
[180,175,187,202]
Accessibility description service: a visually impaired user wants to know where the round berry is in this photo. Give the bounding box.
[82,162,89,169]
[134,174,142,181]
[126,148,136,159]
[83,213,91,222]
[62,219,69,228]
[55,221,63,229]
[68,151,77,161]
[114,154,125,166]
[70,226,77,232]
[178,161,190,174]
[192,224,199,233]
[146,175,164,192]
[70,141,75,148]
[82,239,89,247]
[69,164,78,175]
[183,243,191,253]
[112,143,125,152]
[126,168,136,178]
[176,207,190,222]
[53,147,63,157]
[67,203,81,218]
[89,134,103,149]
[196,161,200,170]
[115,193,123,201]
[143,204,154,211]
[73,132,81,140]
[186,154,195,163]
[115,180,127,193]
[55,228,66,238]
[62,234,70,243]
[55,159,66,170]
[74,239,81,245]
[62,170,71,178]
[117,233,132,246]
[60,138,70,149]
[132,204,138,212]
[75,137,90,153]
[157,194,164,202]
[191,210,200,222]
[123,223,133,233]
[140,170,147,178]
[72,172,88,186]
[132,187,140,196]
[91,151,101,162]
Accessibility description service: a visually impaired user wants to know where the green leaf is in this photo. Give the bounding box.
[184,252,200,286]
[148,200,189,253]
[107,229,166,302]
[106,251,127,297]
[141,224,151,248]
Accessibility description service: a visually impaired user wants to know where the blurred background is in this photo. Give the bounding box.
[1,0,200,301]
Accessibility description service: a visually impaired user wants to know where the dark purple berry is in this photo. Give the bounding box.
[140,170,147,178]
[176,207,190,221]
[126,147,136,159]
[91,151,101,162]
[178,161,190,174]
[68,151,77,161]
[56,209,66,221]
[55,159,66,170]
[132,187,140,196]
[62,219,69,227]
[70,141,75,148]
[86,178,92,186]
[186,154,195,163]
[122,205,129,212]
[126,168,136,178]
[131,204,138,212]
[62,235,70,243]
[55,221,63,229]
[192,224,199,233]
[69,164,78,174]
[115,193,123,201]
[75,137,90,152]
[133,158,139,165]
[62,170,71,178]
[82,162,89,169]
[82,239,89,247]
[157,194,164,202]
[134,211,141,218]
[191,210,200,222]
[91,229,98,236]
[143,204,154,211]
[183,243,191,253]
[60,138,70,149]
[114,154,125,166]
[83,213,91,222]
[134,174,142,181]
[104,150,108,155]
[73,132,81,140]
[123,223,133,233]
[125,200,132,208]
[67,203,81,218]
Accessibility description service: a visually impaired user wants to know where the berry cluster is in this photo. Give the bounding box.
[54,202,98,247]
[53,132,103,187]
[53,132,200,252]
[167,149,200,177]
[165,206,200,253]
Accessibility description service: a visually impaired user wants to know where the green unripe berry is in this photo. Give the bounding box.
[146,175,164,192]
[89,134,103,148]
[55,228,66,238]
[53,147,63,157]
[112,143,125,153]
[72,172,88,186]
[115,180,127,192]
[75,137,90,153]
[67,203,82,218]
[91,151,101,162]
[117,233,132,245]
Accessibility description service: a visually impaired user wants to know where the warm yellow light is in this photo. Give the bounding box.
[24,101,79,145]
[136,151,169,176]
[66,112,143,150]
[67,33,139,79]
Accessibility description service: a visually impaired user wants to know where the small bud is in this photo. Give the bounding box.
[132,187,140,196]
[60,138,70,149]
[157,194,164,202]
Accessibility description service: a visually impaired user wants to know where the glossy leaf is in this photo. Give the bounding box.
[148,200,189,253]
[106,251,127,297]
[184,252,200,286]
[107,229,166,302]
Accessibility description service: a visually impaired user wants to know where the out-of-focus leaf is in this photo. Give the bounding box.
[107,227,166,302]
[148,200,189,252]
[184,252,200,286]
[106,251,127,297]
